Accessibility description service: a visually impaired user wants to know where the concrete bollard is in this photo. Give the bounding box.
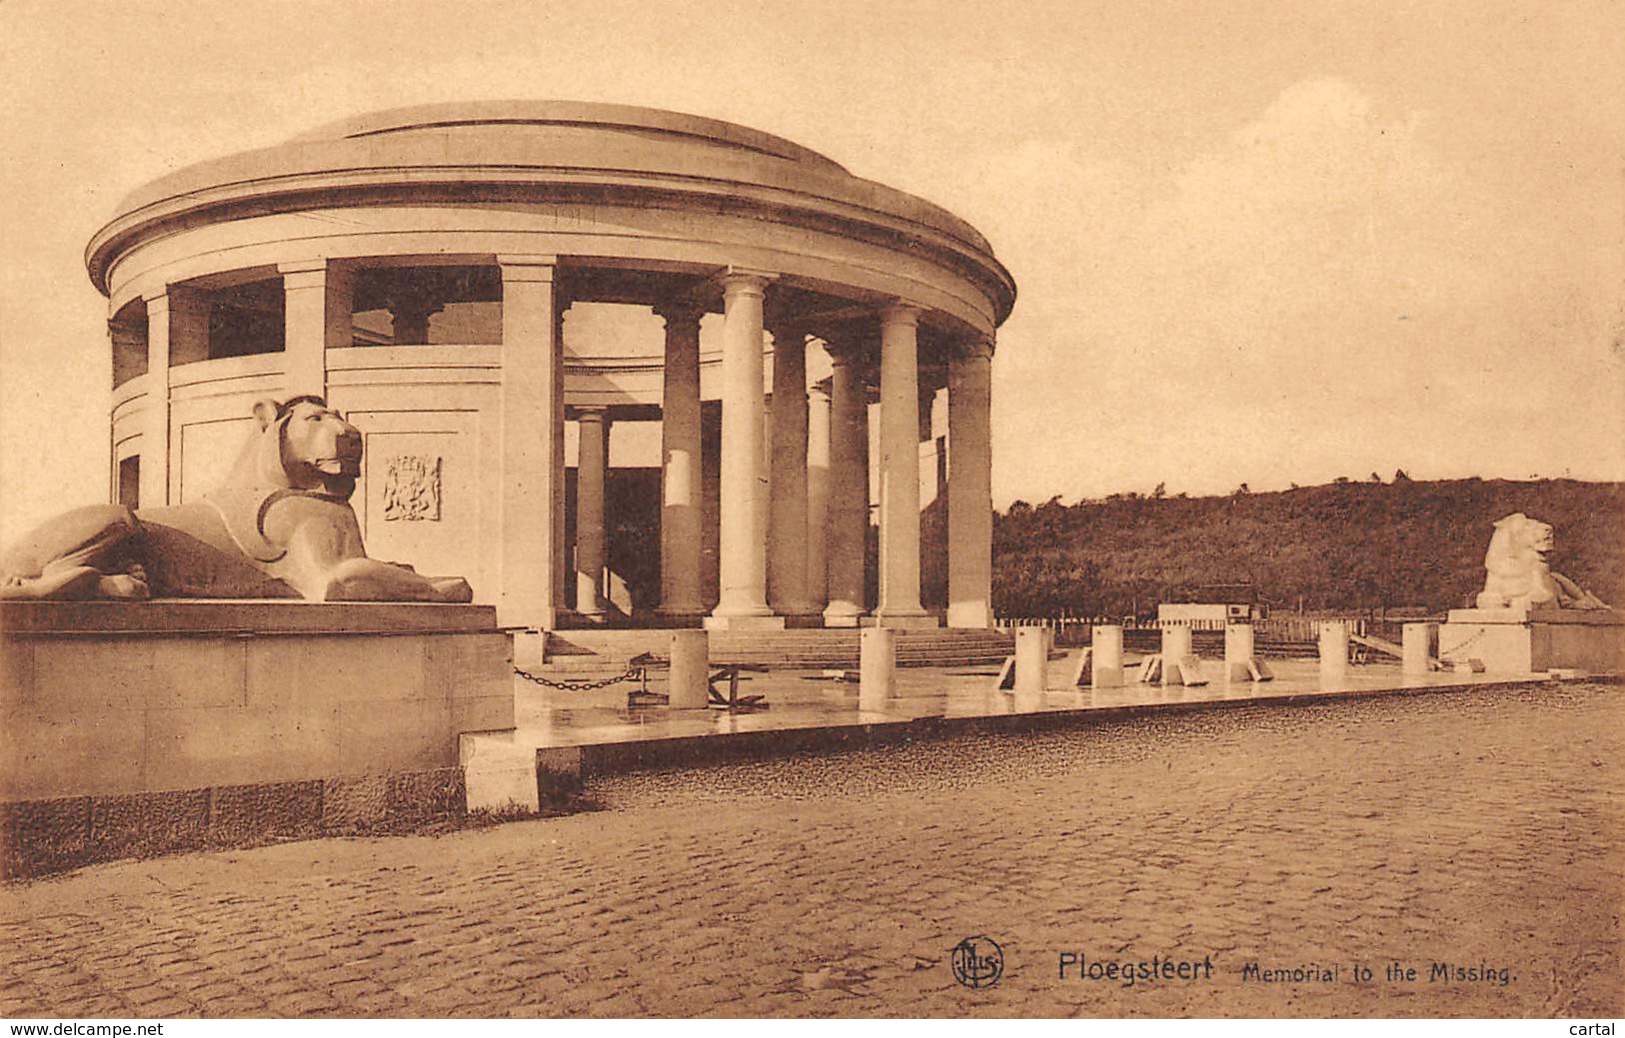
[1160,624,1206,686]
[1402,622,1437,676]
[668,629,710,709]
[860,626,896,706]
[1015,625,1049,693]
[1319,621,1349,678]
[1223,623,1254,681]
[1162,624,1193,662]
[1091,625,1125,688]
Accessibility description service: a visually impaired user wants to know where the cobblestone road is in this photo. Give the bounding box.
[2,682,1620,1017]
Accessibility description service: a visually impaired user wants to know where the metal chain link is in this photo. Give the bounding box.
[1438,626,1487,660]
[513,665,644,692]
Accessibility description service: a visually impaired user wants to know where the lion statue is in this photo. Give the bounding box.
[1474,512,1608,611]
[0,396,472,603]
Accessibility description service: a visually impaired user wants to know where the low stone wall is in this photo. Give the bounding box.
[2,600,516,877]
[1,767,465,880]
[2,600,514,802]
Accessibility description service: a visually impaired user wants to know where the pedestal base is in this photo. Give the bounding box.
[1,600,515,802]
[1439,607,1623,675]
[872,613,942,630]
[703,613,787,632]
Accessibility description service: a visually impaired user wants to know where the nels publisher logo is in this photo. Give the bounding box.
[951,935,1005,989]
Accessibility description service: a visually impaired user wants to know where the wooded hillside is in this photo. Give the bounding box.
[991,477,1625,617]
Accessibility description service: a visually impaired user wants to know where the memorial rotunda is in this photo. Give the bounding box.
[85,101,1015,631]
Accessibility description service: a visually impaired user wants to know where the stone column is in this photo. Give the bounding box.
[805,378,831,612]
[768,324,813,620]
[874,304,933,627]
[140,286,209,507]
[279,260,352,400]
[707,271,781,629]
[388,300,441,345]
[822,340,868,626]
[947,337,994,628]
[574,406,610,618]
[657,303,705,619]
[497,255,563,630]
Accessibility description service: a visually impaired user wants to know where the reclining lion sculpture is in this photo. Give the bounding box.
[0,396,472,603]
[1474,512,1608,611]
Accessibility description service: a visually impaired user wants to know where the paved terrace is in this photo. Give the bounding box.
[515,652,1571,756]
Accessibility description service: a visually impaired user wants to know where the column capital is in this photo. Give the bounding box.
[573,404,609,420]
[653,300,705,326]
[879,301,923,328]
[954,334,995,363]
[497,255,558,282]
[277,258,328,275]
[717,268,777,298]
[279,265,329,292]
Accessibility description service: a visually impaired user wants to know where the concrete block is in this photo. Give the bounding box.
[320,774,393,829]
[0,706,147,800]
[209,781,323,840]
[452,693,517,734]
[337,697,455,774]
[145,703,342,790]
[0,797,91,877]
[89,789,211,857]
[0,637,34,708]
[536,746,584,803]
[461,733,539,814]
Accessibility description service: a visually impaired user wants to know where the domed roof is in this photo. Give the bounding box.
[86,101,1013,322]
[288,101,850,172]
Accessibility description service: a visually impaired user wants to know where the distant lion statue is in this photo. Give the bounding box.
[0,396,473,603]
[1474,512,1608,611]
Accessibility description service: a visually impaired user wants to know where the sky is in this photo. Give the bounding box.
[2,0,1622,539]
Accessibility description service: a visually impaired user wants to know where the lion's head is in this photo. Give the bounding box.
[227,396,363,499]
[1476,512,1560,609]
[1485,512,1555,569]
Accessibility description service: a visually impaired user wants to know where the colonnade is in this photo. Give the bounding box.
[132,260,995,632]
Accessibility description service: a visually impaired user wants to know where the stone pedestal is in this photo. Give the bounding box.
[1,601,514,805]
[1439,608,1623,675]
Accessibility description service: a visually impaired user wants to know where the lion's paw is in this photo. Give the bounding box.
[98,573,151,599]
[432,577,473,603]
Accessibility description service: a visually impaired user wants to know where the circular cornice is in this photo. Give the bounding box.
[84,101,1015,324]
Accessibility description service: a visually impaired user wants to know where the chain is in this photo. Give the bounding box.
[513,665,645,691]
[1438,626,1486,660]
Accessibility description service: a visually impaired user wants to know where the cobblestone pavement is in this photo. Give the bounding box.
[2,682,1619,1018]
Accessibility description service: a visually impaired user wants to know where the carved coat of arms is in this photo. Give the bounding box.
[382,454,442,522]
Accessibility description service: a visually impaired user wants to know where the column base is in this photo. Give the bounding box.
[655,606,709,628]
[946,603,995,629]
[872,612,941,630]
[822,603,865,628]
[703,613,787,631]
